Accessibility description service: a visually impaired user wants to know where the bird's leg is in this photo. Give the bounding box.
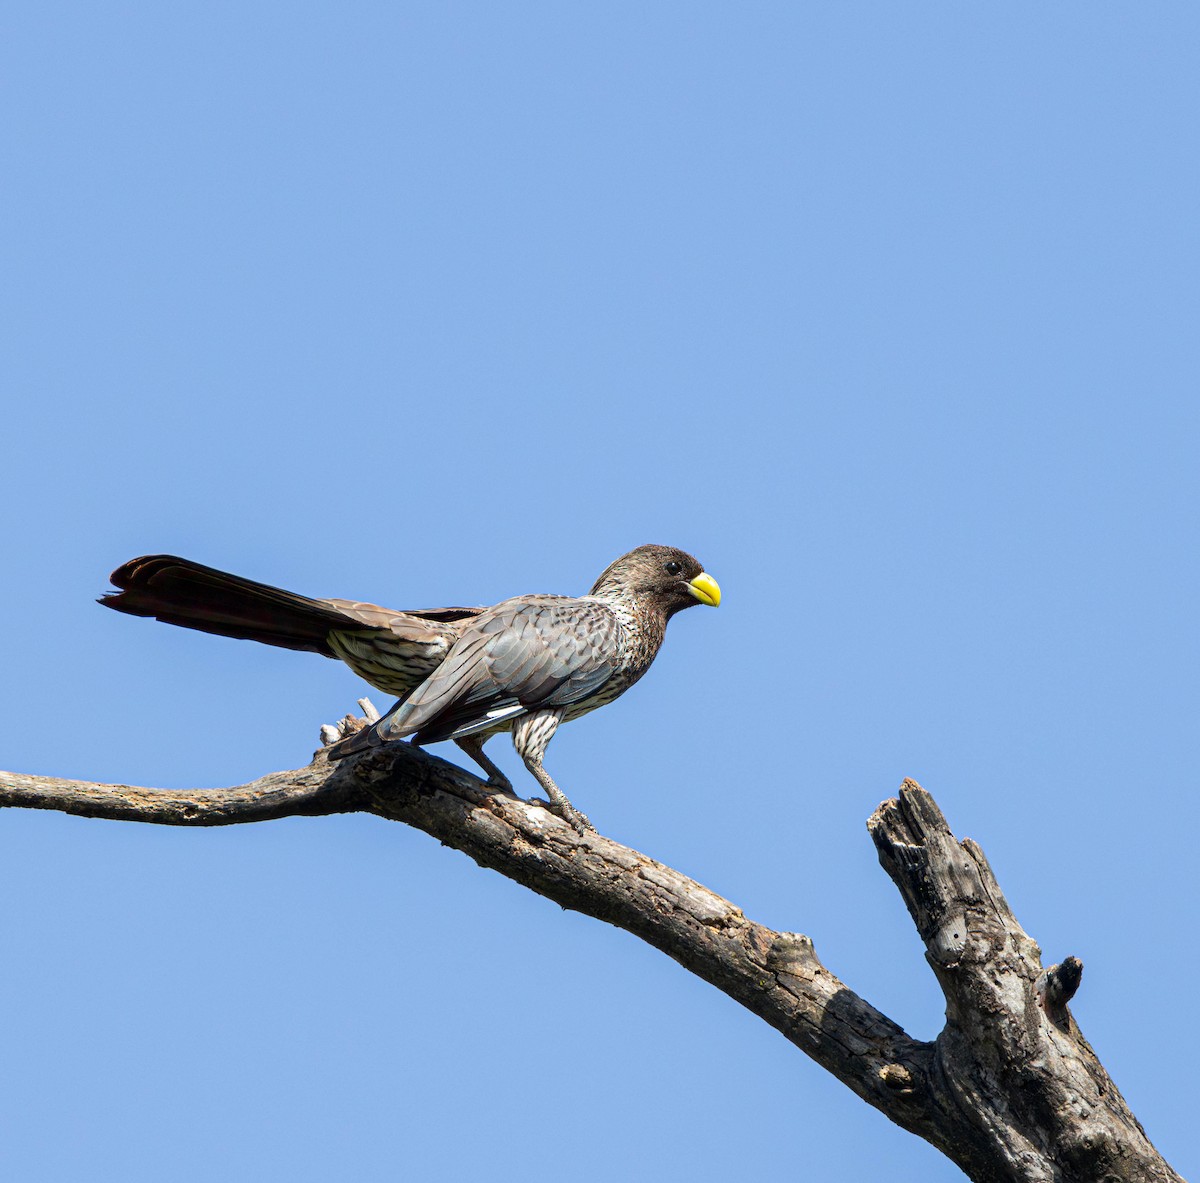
[512,710,594,833]
[525,760,594,834]
[455,734,512,792]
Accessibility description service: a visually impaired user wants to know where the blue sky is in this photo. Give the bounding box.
[2,5,1196,1180]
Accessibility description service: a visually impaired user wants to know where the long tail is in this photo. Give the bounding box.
[100,555,355,655]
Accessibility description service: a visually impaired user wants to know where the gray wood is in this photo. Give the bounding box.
[0,747,1181,1183]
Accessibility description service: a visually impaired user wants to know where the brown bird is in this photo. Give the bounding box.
[101,546,721,831]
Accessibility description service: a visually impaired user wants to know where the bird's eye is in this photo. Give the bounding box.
[665,561,682,576]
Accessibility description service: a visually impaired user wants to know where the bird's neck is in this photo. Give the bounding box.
[590,590,669,665]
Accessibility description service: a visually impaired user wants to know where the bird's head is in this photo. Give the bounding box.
[589,545,721,617]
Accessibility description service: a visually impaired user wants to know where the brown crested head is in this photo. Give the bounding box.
[589,544,721,616]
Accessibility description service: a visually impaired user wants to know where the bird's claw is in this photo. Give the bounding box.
[549,800,594,834]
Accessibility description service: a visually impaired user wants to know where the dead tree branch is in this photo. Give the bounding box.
[0,748,1181,1183]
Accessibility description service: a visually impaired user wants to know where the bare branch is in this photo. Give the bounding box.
[0,761,362,825]
[0,745,934,1135]
[0,755,1182,1183]
[870,781,1181,1183]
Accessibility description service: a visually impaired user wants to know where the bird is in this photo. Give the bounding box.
[101,546,721,831]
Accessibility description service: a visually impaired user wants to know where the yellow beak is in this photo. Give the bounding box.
[686,571,721,607]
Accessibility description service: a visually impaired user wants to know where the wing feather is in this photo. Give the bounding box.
[368,596,624,746]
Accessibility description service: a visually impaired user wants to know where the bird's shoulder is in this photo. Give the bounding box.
[473,593,625,637]
[458,594,629,683]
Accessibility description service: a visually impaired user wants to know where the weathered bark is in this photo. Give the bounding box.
[0,747,1181,1183]
[868,788,1177,1182]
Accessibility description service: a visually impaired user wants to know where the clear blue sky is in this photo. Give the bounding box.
[2,5,1196,1180]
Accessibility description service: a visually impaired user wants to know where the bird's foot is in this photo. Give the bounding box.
[519,756,596,833]
[319,697,382,748]
[549,799,595,834]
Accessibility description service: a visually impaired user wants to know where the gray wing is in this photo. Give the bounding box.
[368,596,624,746]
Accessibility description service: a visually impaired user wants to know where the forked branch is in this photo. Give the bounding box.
[0,748,1181,1183]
